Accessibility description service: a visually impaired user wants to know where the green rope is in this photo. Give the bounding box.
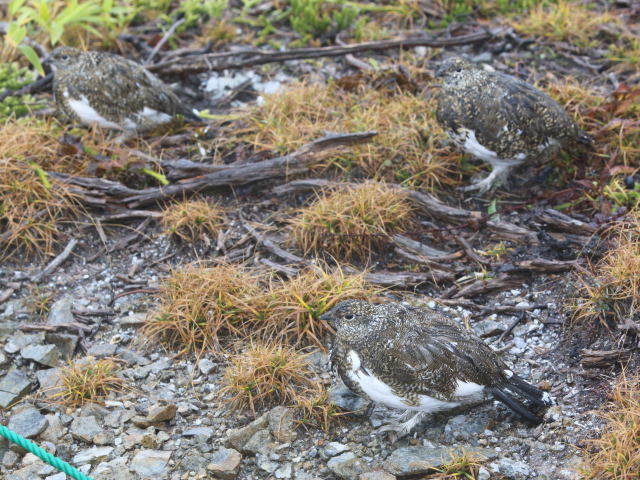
[0,424,93,480]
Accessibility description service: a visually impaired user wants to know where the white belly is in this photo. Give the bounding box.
[67,95,122,130]
[347,350,478,413]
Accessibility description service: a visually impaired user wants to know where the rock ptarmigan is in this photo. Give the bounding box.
[435,56,590,193]
[322,299,553,437]
[46,46,200,134]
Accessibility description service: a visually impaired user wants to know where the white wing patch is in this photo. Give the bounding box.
[346,350,461,413]
[67,96,122,130]
[140,107,172,125]
[461,129,499,163]
[454,379,485,397]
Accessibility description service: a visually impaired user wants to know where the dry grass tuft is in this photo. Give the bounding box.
[290,182,415,260]
[425,450,486,479]
[219,342,317,415]
[573,220,640,329]
[141,263,267,356]
[296,388,347,433]
[266,264,385,346]
[511,1,621,48]
[0,118,85,259]
[53,358,129,408]
[581,372,640,479]
[245,75,459,188]
[161,198,226,243]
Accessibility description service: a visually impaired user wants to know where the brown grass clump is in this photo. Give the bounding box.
[511,1,621,48]
[425,450,486,479]
[245,76,459,188]
[141,263,267,356]
[53,358,129,408]
[573,221,640,329]
[219,342,317,415]
[0,118,85,259]
[161,198,226,243]
[290,182,415,260]
[266,264,384,346]
[296,388,347,433]
[581,372,640,479]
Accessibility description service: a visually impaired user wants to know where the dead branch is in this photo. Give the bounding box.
[31,238,79,283]
[535,208,597,235]
[486,220,539,244]
[360,269,454,287]
[407,190,481,224]
[448,273,528,299]
[149,28,502,75]
[455,235,490,265]
[498,258,578,273]
[580,348,632,368]
[391,234,453,258]
[241,222,309,265]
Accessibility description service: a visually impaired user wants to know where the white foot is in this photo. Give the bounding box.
[458,161,519,194]
[376,411,428,440]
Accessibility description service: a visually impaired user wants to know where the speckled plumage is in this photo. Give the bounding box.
[322,300,552,435]
[435,56,590,192]
[47,47,200,133]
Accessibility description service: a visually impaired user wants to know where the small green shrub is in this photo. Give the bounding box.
[0,63,40,120]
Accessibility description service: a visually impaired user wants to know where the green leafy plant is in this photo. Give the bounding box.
[0,63,39,120]
[288,0,357,40]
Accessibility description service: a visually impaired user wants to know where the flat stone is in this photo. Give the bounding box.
[488,457,531,480]
[384,446,497,477]
[72,446,114,465]
[93,457,136,480]
[207,447,242,479]
[116,347,150,366]
[21,344,60,367]
[117,312,147,327]
[275,463,293,479]
[182,426,214,442]
[0,369,32,408]
[0,351,8,365]
[359,472,396,480]
[45,473,66,480]
[39,414,66,443]
[4,332,45,354]
[47,296,74,325]
[324,442,350,457]
[130,449,172,477]
[198,358,216,375]
[45,333,78,360]
[328,383,368,411]
[36,367,64,397]
[473,319,506,338]
[268,406,297,443]
[8,407,48,439]
[243,429,273,455]
[146,403,177,423]
[328,452,366,479]
[70,416,104,443]
[226,413,269,451]
[87,343,118,358]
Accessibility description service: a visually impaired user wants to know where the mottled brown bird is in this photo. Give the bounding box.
[322,300,553,436]
[435,56,590,193]
[47,46,200,134]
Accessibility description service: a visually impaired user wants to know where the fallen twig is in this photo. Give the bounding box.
[145,18,185,65]
[498,312,526,343]
[581,348,632,368]
[149,28,503,75]
[447,273,528,299]
[31,238,79,283]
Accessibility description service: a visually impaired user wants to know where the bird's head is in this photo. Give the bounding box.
[320,299,381,341]
[45,47,84,71]
[435,56,475,79]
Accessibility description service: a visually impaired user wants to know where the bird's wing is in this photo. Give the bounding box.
[383,315,508,395]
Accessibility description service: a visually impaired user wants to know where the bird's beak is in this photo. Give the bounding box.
[319,312,332,322]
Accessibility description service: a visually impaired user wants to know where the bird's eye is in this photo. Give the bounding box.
[61,55,69,61]
[344,314,354,320]
[455,66,462,72]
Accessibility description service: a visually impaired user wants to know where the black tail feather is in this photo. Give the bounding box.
[487,387,542,424]
[507,374,553,407]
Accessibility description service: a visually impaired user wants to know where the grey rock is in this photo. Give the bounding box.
[72,446,114,465]
[88,343,118,358]
[45,473,67,480]
[0,350,8,365]
[328,383,368,411]
[275,462,293,479]
[198,358,216,375]
[92,457,135,480]
[117,312,147,327]
[8,407,48,439]
[477,466,491,480]
[116,347,150,366]
[384,446,497,476]
[47,296,74,325]
[36,367,63,397]
[324,442,350,458]
[268,406,297,443]
[0,369,31,408]
[226,413,269,451]
[243,429,273,455]
[45,333,78,360]
[207,447,242,479]
[444,414,488,442]
[39,414,66,443]
[146,403,177,423]
[182,426,215,442]
[21,344,60,367]
[328,452,366,479]
[488,458,531,480]
[5,332,45,354]
[359,472,396,480]
[2,449,20,467]
[130,449,172,477]
[181,450,209,472]
[472,52,493,63]
[70,416,104,443]
[473,319,506,338]
[81,403,110,421]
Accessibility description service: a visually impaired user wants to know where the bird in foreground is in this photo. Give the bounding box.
[322,300,553,437]
[434,56,591,193]
[46,46,201,135]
